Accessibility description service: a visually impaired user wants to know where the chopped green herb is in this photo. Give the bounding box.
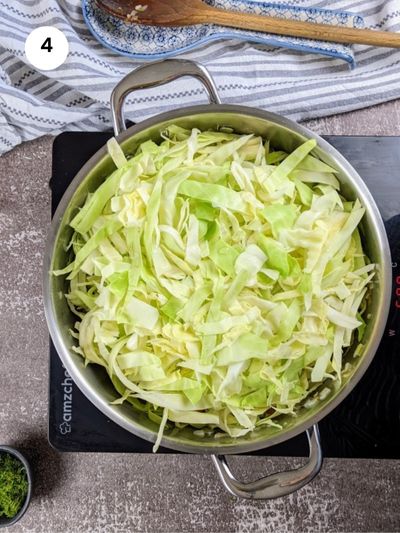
[0,453,29,519]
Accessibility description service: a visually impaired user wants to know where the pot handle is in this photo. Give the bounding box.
[111,59,221,136]
[211,424,322,500]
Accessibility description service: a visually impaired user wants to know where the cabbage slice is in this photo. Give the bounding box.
[55,127,374,450]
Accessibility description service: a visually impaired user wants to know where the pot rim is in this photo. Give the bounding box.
[43,103,392,454]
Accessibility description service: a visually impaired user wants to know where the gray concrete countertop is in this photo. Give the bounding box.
[1,100,400,533]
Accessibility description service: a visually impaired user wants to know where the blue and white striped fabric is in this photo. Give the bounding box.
[0,1,399,155]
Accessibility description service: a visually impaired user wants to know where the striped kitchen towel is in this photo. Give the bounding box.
[0,1,400,155]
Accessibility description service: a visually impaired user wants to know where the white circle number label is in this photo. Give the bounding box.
[25,27,69,71]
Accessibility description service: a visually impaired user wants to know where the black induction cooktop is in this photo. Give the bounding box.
[48,132,400,458]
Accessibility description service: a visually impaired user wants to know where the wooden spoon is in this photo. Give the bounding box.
[95,0,400,48]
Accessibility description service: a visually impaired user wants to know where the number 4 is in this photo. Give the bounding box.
[41,37,53,53]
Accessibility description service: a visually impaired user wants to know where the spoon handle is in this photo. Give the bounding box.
[205,8,400,48]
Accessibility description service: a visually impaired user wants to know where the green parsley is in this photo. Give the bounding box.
[0,453,29,518]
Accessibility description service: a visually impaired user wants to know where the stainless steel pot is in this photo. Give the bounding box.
[44,59,391,499]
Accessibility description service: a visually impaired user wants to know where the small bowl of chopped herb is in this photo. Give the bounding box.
[0,446,32,528]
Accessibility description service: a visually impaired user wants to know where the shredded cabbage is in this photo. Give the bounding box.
[55,126,374,450]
